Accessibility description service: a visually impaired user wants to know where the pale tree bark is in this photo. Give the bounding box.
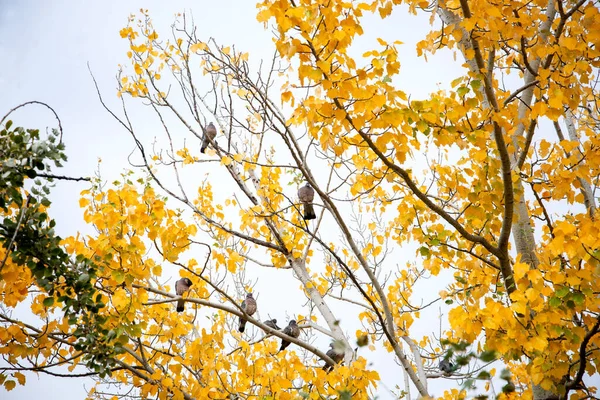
[564,109,597,217]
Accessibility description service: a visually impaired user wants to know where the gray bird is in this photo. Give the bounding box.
[264,319,281,331]
[279,320,300,351]
[297,182,316,220]
[201,122,217,153]
[175,278,193,312]
[323,342,345,371]
[439,359,455,375]
[238,293,257,333]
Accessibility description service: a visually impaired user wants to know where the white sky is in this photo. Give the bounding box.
[0,1,470,399]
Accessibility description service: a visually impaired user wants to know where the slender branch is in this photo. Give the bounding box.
[134,283,337,366]
[503,80,540,107]
[563,314,600,397]
[1,100,64,142]
[516,119,538,170]
[36,173,91,182]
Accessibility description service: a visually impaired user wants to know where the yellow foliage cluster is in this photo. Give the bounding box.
[254,0,600,397]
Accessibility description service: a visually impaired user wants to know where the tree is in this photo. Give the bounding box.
[2,0,600,399]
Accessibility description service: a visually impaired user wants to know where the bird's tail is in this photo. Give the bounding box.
[239,319,246,333]
[279,341,290,351]
[176,299,185,312]
[303,204,316,220]
[200,140,208,153]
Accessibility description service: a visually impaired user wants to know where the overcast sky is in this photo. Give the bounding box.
[0,1,469,398]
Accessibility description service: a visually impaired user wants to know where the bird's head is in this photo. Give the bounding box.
[185,278,193,286]
[271,319,277,323]
[246,293,254,298]
[290,320,297,325]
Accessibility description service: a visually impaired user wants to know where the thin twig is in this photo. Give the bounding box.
[1,101,64,143]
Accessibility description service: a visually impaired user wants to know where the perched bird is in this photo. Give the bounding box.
[264,319,281,331]
[201,122,217,153]
[279,320,300,351]
[297,182,316,220]
[323,342,345,372]
[238,293,257,333]
[175,278,193,312]
[439,359,455,375]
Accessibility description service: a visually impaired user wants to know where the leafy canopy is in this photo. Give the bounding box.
[2,0,600,399]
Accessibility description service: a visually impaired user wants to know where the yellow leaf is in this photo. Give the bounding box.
[13,372,25,386]
[112,288,130,312]
[513,261,529,281]
[548,88,563,109]
[487,7,502,18]
[256,9,271,23]
[119,27,131,38]
[4,380,16,391]
[190,42,206,52]
[281,90,293,104]
[378,2,393,18]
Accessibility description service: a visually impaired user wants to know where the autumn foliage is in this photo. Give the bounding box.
[2,0,600,399]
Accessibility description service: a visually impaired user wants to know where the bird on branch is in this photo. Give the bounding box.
[201,122,217,153]
[279,320,300,351]
[264,319,280,331]
[439,358,456,375]
[298,182,316,220]
[238,293,257,333]
[175,278,193,312]
[322,341,345,372]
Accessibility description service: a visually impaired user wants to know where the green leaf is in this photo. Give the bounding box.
[457,86,470,97]
[502,382,516,393]
[572,292,585,305]
[112,270,125,284]
[476,371,491,380]
[470,79,482,90]
[78,273,90,284]
[479,350,497,362]
[338,390,352,400]
[461,378,476,390]
[549,296,561,307]
[556,286,570,298]
[43,297,55,307]
[499,368,512,380]
[416,120,429,133]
